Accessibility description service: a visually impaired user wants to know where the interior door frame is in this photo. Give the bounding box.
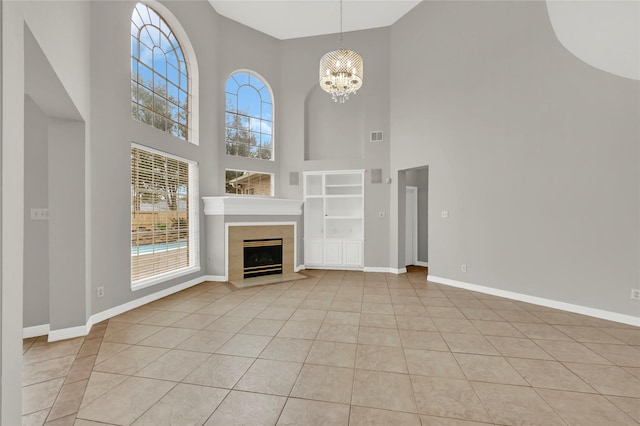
[405,186,418,266]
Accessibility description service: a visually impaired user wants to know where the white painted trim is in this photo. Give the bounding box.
[23,324,50,339]
[224,221,298,282]
[202,196,303,216]
[203,275,227,282]
[428,275,640,327]
[362,267,407,274]
[47,275,209,342]
[415,261,429,267]
[295,265,305,272]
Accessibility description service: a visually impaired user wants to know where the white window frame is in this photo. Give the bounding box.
[131,143,200,291]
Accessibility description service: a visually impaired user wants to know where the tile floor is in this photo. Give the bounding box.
[22,268,640,425]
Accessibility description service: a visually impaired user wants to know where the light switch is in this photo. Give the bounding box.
[441,210,449,219]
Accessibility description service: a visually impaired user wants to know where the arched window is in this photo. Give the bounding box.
[131,2,191,141]
[225,71,273,160]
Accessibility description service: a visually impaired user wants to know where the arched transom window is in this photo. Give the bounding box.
[225,71,273,160]
[131,2,190,141]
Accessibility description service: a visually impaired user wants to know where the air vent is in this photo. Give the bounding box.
[370,131,383,142]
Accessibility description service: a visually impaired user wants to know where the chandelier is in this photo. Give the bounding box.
[319,0,363,103]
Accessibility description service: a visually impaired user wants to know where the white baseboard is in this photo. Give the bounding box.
[415,261,429,267]
[47,275,211,342]
[363,267,407,274]
[295,265,305,272]
[203,274,227,282]
[23,324,50,339]
[428,275,640,327]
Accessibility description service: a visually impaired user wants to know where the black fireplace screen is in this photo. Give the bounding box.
[243,238,283,279]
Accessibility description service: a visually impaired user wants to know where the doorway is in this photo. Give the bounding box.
[405,186,418,266]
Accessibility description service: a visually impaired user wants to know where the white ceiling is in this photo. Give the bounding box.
[208,0,423,40]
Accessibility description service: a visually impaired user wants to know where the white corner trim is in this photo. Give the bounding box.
[23,324,50,339]
[47,275,210,342]
[203,274,227,282]
[415,261,429,267]
[295,265,305,272]
[363,267,407,274]
[202,196,303,216]
[428,275,640,327]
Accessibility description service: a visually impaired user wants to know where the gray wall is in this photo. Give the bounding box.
[279,28,392,268]
[390,1,640,316]
[23,96,49,327]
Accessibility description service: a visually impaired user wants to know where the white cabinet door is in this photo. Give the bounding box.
[343,240,363,267]
[323,240,343,265]
[304,239,323,266]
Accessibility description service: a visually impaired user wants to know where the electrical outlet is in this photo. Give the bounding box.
[441,210,449,219]
[97,286,105,298]
[30,208,49,220]
[631,289,640,301]
[378,212,385,218]
[461,264,467,273]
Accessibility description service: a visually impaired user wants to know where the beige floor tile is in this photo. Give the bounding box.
[134,349,209,382]
[359,327,402,347]
[459,308,502,321]
[93,345,168,375]
[23,378,65,415]
[361,303,395,315]
[256,306,296,320]
[485,336,552,359]
[291,364,354,404]
[349,406,420,426]
[259,337,314,362]
[65,356,97,385]
[454,353,527,385]
[102,324,164,345]
[24,339,84,365]
[110,309,158,324]
[76,377,174,425]
[537,388,638,426]
[533,339,612,364]
[76,339,102,359]
[216,333,272,357]
[352,369,417,413]
[205,315,253,333]
[94,342,131,365]
[307,341,357,368]
[80,372,128,409]
[317,323,360,343]
[565,362,640,397]
[471,382,565,425]
[363,294,392,304]
[183,354,253,388]
[399,330,448,351]
[176,330,235,353]
[360,313,397,329]
[494,309,545,324]
[606,396,640,423]
[46,379,87,421]
[240,318,286,336]
[324,311,361,325]
[598,327,640,345]
[396,316,437,331]
[355,345,407,373]
[44,414,75,426]
[392,304,428,317]
[22,408,49,426]
[290,308,328,322]
[169,313,219,330]
[168,300,211,313]
[235,359,302,396]
[511,323,573,341]
[277,398,349,426]
[470,320,524,338]
[426,307,465,319]
[404,349,465,379]
[553,325,625,344]
[329,301,362,312]
[204,390,286,426]
[583,342,640,367]
[137,327,197,349]
[138,311,189,327]
[507,357,594,392]
[23,355,76,386]
[277,320,322,339]
[411,376,489,422]
[432,318,479,335]
[131,383,228,426]
[419,415,492,425]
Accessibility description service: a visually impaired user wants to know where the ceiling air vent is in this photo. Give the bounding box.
[370,131,383,142]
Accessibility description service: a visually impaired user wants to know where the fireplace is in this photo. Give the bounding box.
[243,238,283,278]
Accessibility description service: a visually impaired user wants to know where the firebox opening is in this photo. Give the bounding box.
[243,238,283,279]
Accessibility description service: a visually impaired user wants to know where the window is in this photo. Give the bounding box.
[225,169,274,196]
[131,3,191,140]
[131,145,199,288]
[225,71,273,160]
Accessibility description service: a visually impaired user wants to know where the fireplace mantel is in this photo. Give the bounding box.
[202,196,303,216]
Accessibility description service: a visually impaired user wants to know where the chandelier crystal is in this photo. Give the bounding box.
[319,0,363,103]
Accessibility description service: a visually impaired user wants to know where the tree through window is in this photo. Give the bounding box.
[225,71,273,160]
[131,3,191,140]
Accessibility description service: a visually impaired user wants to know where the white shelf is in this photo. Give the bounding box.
[325,184,361,188]
[325,194,362,199]
[325,216,363,220]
